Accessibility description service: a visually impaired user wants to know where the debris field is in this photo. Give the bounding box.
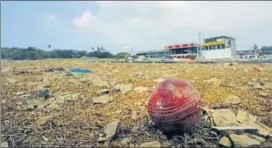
[1,59,272,147]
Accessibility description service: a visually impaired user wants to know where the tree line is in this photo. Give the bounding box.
[1,46,131,60]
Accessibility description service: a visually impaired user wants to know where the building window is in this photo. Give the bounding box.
[209,46,212,50]
[217,45,221,49]
[212,45,216,50]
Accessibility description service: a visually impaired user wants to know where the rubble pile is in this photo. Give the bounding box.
[1,60,272,147]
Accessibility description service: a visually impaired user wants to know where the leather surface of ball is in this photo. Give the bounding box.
[148,79,202,133]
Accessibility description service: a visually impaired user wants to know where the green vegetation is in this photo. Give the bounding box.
[1,46,114,60]
[115,52,131,59]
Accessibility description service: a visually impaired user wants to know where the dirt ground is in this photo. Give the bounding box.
[1,59,272,147]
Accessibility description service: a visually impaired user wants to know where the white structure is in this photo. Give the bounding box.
[199,36,236,60]
[121,46,132,54]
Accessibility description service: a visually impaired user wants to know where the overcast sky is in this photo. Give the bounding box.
[1,1,272,54]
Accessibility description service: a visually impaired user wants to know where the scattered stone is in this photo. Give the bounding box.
[42,79,51,87]
[97,89,110,96]
[37,115,54,126]
[42,136,49,142]
[1,142,8,147]
[113,84,133,94]
[246,134,266,143]
[98,120,120,142]
[92,78,110,87]
[134,86,148,93]
[212,126,259,133]
[229,134,261,147]
[64,71,74,76]
[245,122,272,137]
[161,141,171,148]
[47,102,60,110]
[131,111,138,120]
[248,81,256,87]
[121,137,131,146]
[53,93,79,104]
[236,110,256,123]
[92,95,113,104]
[219,136,232,147]
[263,83,272,90]
[212,109,238,126]
[19,93,32,99]
[26,99,48,110]
[13,91,27,96]
[154,78,165,83]
[16,101,23,106]
[139,141,161,147]
[259,92,271,98]
[109,79,117,86]
[252,83,264,90]
[225,95,241,105]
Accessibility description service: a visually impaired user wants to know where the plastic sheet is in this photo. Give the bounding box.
[69,68,92,73]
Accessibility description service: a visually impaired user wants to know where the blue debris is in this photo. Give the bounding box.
[69,68,92,73]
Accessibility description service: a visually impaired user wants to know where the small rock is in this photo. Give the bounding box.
[154,78,165,83]
[98,120,120,142]
[229,134,261,147]
[1,142,8,147]
[92,95,113,104]
[245,122,272,137]
[246,134,266,143]
[252,83,264,90]
[16,101,23,106]
[236,110,256,123]
[134,87,148,93]
[131,111,138,120]
[97,89,110,96]
[42,136,49,142]
[121,137,131,146]
[113,84,133,94]
[139,141,161,147]
[64,71,74,76]
[225,95,241,105]
[259,92,271,98]
[92,78,109,87]
[161,141,171,148]
[248,81,256,87]
[219,136,232,147]
[211,126,259,133]
[42,79,51,87]
[212,109,238,126]
[37,115,54,126]
[13,91,27,96]
[263,83,272,90]
[26,99,48,110]
[47,102,60,110]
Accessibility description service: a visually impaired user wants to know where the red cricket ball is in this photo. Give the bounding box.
[148,79,203,133]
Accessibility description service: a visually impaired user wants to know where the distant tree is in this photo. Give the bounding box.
[115,52,131,59]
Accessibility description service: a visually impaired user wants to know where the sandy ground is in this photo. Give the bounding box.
[1,59,272,147]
